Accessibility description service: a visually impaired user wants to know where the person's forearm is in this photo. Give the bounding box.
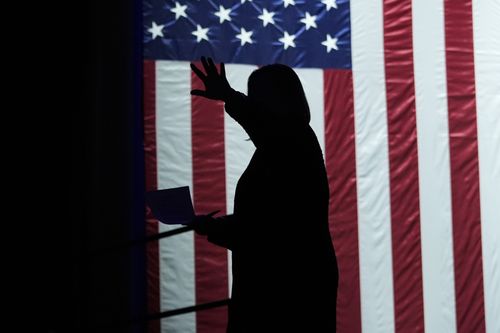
[223,90,248,121]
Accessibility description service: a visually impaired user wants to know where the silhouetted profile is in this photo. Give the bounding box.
[191,57,338,332]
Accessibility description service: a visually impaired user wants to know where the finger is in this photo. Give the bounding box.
[220,62,226,79]
[207,57,217,73]
[207,57,218,76]
[190,89,208,97]
[201,56,211,75]
[190,63,207,82]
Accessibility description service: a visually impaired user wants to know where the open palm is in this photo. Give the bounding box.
[190,56,232,101]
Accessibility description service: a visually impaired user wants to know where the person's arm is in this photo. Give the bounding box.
[192,214,238,250]
[222,90,259,139]
[190,56,276,147]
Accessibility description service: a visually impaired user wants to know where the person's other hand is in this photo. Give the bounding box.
[191,210,220,235]
[190,57,232,101]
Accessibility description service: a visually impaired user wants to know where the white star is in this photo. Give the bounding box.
[322,0,337,11]
[283,0,296,8]
[241,0,253,3]
[279,31,296,50]
[148,21,164,39]
[258,9,275,27]
[300,12,317,30]
[236,27,254,46]
[321,34,338,53]
[214,5,232,24]
[170,2,188,20]
[192,24,209,43]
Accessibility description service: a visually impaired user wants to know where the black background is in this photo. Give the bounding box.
[20,0,147,332]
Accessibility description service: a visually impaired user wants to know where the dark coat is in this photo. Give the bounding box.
[206,90,338,332]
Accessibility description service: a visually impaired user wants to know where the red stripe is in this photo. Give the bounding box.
[324,69,361,333]
[444,1,486,332]
[383,1,425,332]
[191,63,229,333]
[144,60,160,333]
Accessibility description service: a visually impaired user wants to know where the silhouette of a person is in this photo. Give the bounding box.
[190,57,338,332]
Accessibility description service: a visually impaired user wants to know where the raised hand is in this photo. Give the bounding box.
[190,56,232,101]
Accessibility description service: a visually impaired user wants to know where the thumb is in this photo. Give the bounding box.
[207,210,221,217]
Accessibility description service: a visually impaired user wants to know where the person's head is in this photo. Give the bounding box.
[247,64,311,125]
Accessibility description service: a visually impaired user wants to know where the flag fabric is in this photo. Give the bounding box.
[143,1,500,332]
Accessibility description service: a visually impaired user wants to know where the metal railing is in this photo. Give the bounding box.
[83,225,230,331]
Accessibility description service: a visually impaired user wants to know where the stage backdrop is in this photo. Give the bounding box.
[143,1,499,332]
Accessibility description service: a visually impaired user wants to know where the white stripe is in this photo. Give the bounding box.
[472,1,500,332]
[295,68,326,153]
[412,1,458,332]
[156,60,196,333]
[350,1,395,332]
[224,64,257,295]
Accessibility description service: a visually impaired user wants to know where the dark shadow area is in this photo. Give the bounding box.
[43,0,145,332]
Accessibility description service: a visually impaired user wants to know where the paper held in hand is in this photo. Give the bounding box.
[145,186,195,225]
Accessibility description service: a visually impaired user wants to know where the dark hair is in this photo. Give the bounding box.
[247,64,311,125]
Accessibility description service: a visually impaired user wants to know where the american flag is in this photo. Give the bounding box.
[143,0,500,332]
